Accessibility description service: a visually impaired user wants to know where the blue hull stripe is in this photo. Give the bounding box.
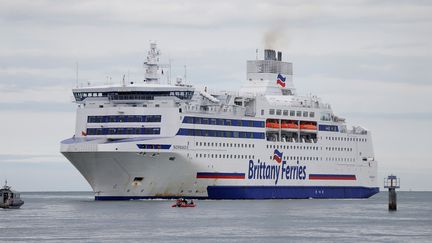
[207,186,379,199]
[136,144,171,149]
[95,186,379,200]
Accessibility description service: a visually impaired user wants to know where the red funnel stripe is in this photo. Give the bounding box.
[277,79,286,87]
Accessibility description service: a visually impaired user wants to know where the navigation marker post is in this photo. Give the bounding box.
[384,175,400,211]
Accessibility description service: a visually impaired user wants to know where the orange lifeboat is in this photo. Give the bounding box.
[281,121,298,129]
[300,123,317,130]
[266,122,280,129]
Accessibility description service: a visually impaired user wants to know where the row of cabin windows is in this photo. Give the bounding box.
[325,136,367,142]
[193,153,357,163]
[88,115,161,123]
[273,156,357,163]
[266,144,320,151]
[177,128,265,139]
[326,147,353,152]
[264,109,315,118]
[196,141,255,148]
[326,157,356,162]
[270,156,356,163]
[183,116,264,128]
[86,127,160,135]
[272,156,320,161]
[196,153,255,160]
[186,106,224,112]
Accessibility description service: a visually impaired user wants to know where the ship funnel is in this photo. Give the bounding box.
[264,49,276,61]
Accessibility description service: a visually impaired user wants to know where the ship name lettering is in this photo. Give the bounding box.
[173,145,188,150]
[248,160,307,185]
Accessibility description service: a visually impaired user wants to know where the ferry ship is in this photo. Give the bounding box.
[61,42,379,200]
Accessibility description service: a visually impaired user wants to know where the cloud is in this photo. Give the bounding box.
[294,74,432,116]
[1,0,431,29]
[293,53,432,86]
[0,160,90,191]
[0,111,75,156]
[0,154,64,163]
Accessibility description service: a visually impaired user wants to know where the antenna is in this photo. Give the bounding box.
[122,74,126,87]
[184,65,187,83]
[168,58,172,85]
[75,62,79,88]
[256,49,258,60]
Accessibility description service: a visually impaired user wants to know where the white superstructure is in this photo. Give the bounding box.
[61,43,379,200]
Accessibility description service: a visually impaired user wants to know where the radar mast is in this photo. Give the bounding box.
[144,41,161,84]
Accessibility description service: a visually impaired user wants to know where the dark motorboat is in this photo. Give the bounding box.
[0,181,24,209]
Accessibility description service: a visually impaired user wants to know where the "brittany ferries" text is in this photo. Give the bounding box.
[248,160,307,185]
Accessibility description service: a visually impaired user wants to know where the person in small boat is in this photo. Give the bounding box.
[189,199,194,205]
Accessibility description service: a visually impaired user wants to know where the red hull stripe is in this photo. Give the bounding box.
[197,172,245,179]
[309,174,356,180]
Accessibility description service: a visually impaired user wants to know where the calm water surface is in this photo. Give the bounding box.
[1,192,431,242]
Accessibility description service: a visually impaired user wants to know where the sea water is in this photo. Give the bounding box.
[1,192,431,242]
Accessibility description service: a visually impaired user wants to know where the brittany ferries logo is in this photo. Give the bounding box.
[248,149,307,185]
[276,73,286,88]
[273,149,283,163]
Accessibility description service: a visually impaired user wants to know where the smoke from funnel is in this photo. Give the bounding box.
[263,27,288,50]
[264,30,279,49]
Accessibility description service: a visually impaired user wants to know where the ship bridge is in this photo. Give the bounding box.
[73,84,194,103]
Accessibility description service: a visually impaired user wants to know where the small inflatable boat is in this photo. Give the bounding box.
[172,199,196,208]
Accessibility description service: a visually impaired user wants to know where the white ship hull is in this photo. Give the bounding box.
[61,133,379,200]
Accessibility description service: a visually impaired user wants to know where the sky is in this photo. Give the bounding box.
[0,0,431,191]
